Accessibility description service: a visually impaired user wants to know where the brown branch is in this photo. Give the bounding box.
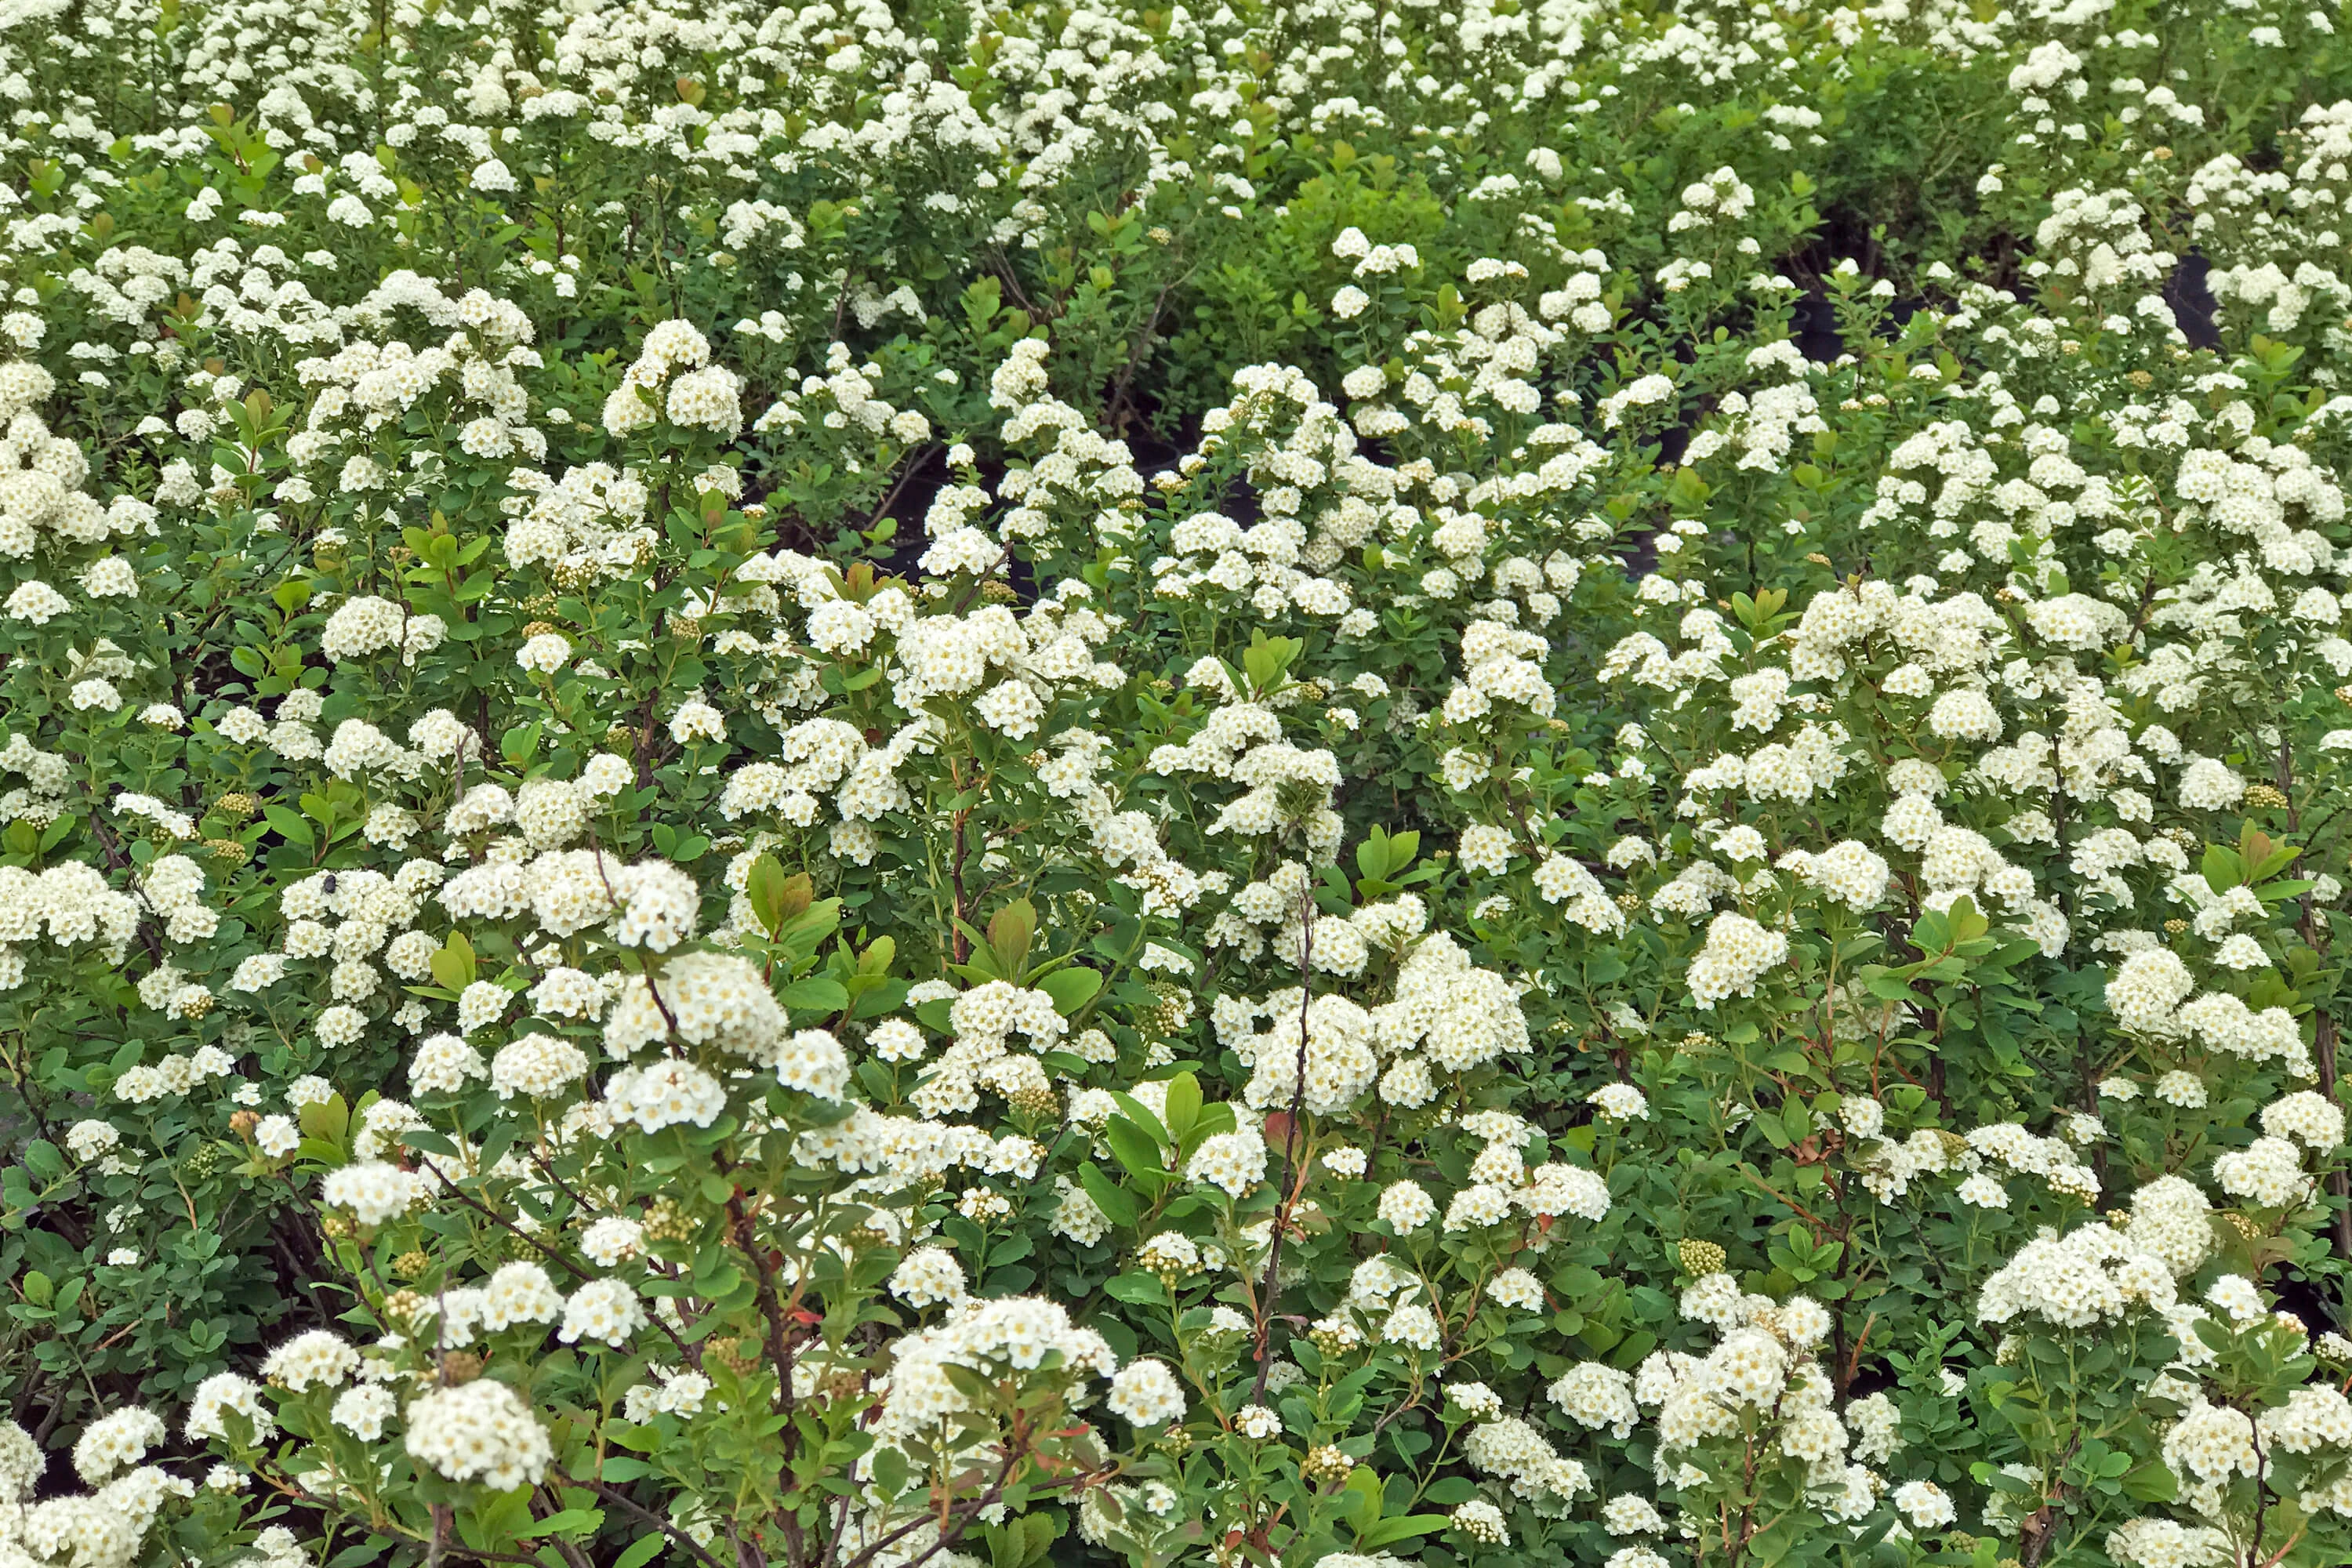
[557,1472,731,1568]
[1250,876,1319,1406]
[412,1154,593,1283]
[724,1179,798,1418]
[1106,278,1181,434]
[857,444,939,539]
[833,1444,1076,1568]
[410,1152,695,1364]
[1840,1312,1878,1393]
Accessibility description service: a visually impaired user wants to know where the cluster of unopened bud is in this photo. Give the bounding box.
[1007,1084,1061,1121]
[644,1197,698,1243]
[706,1337,760,1377]
[1138,1237,1201,1283]
[1300,1444,1354,1483]
[1143,982,1191,1039]
[1677,1238,1727,1276]
[1308,1323,1361,1357]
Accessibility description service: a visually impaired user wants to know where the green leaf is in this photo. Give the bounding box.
[2202,844,2245,895]
[298,1094,350,1151]
[775,898,843,964]
[1105,1117,1166,1181]
[746,854,802,937]
[2121,1459,2178,1503]
[987,898,1037,980]
[1944,895,1987,946]
[263,805,314,849]
[1035,966,1101,1015]
[1079,1161,1138,1229]
[1161,1070,1202,1145]
[779,976,849,1012]
[430,932,477,993]
[1361,1515,1453,1550]
[1240,630,1302,692]
[1102,1272,1168,1305]
[518,1510,602,1540]
[612,1534,666,1568]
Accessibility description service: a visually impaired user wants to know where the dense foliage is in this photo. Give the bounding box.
[8,1,2352,1566]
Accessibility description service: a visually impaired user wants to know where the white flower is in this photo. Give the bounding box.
[74,1410,168,1483]
[260,1330,359,1392]
[187,1373,275,1443]
[1377,1180,1436,1231]
[1590,1083,1649,1120]
[560,1277,647,1347]
[889,1247,968,1310]
[320,1162,423,1226]
[1106,1359,1186,1425]
[516,632,571,674]
[405,1381,551,1489]
[1893,1480,1957,1529]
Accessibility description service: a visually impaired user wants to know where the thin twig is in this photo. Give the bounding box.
[1250,875,1319,1406]
[557,1472,731,1568]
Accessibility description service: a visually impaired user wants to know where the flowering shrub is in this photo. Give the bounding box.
[10,2,2352,1568]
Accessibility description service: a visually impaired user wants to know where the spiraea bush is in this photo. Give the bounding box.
[10,1,2352,1566]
